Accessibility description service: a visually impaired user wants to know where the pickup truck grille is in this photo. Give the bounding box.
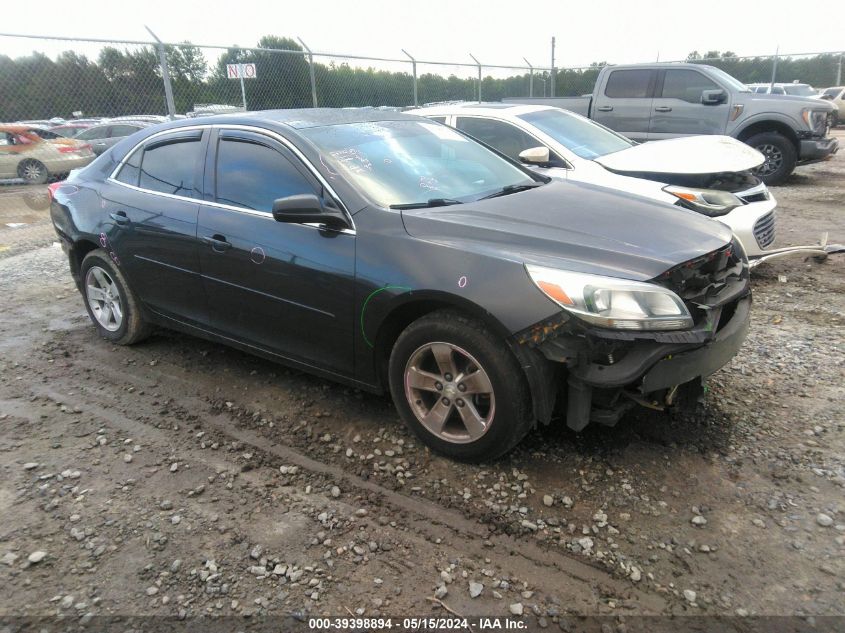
[753,211,776,248]
[655,241,749,312]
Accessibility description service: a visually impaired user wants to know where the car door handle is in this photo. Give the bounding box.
[595,105,613,112]
[202,234,232,252]
[654,106,673,112]
[109,211,130,225]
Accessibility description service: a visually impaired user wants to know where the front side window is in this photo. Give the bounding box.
[518,109,633,159]
[215,138,315,212]
[301,120,535,208]
[604,70,654,98]
[138,137,201,197]
[455,117,543,161]
[661,70,719,103]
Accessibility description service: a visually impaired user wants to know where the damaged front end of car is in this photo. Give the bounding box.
[515,240,751,431]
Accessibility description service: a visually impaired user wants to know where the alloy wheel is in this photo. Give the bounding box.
[754,144,783,177]
[85,266,124,332]
[403,342,496,444]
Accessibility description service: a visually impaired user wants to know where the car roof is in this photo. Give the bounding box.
[173,108,420,130]
[410,103,560,118]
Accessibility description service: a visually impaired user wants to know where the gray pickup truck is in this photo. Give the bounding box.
[505,63,838,184]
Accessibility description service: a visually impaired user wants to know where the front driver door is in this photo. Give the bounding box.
[648,69,730,139]
[197,128,356,375]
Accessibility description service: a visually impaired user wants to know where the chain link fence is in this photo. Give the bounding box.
[1,33,843,123]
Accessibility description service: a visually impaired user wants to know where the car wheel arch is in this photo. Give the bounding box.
[736,120,799,150]
[71,238,100,281]
[371,291,513,388]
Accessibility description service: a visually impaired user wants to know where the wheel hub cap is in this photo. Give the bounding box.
[403,342,495,444]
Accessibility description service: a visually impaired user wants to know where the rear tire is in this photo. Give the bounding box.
[18,159,49,185]
[747,132,797,186]
[388,309,533,462]
[80,249,151,345]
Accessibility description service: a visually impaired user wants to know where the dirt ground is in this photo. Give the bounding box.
[0,131,843,631]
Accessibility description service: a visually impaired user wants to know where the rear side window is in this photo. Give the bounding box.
[604,70,654,98]
[76,127,107,141]
[427,116,448,124]
[139,138,201,197]
[110,125,141,138]
[115,149,142,186]
[215,138,315,212]
[455,117,541,161]
[661,70,719,103]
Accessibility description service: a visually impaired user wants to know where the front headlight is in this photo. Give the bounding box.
[801,108,829,134]
[663,185,743,217]
[525,265,694,331]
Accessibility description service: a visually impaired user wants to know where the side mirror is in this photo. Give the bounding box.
[271,194,349,229]
[518,146,551,165]
[701,89,727,105]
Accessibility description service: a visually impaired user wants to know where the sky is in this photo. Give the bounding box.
[1,0,841,70]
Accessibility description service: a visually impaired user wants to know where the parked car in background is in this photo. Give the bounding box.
[50,122,100,138]
[50,109,751,461]
[74,122,153,155]
[108,115,170,124]
[819,86,844,125]
[411,103,779,260]
[504,63,838,185]
[747,82,818,97]
[0,125,94,183]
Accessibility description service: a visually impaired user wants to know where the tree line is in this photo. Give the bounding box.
[0,37,841,122]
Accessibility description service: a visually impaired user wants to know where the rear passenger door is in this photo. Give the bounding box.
[197,128,355,375]
[648,68,730,139]
[105,128,209,326]
[591,69,656,141]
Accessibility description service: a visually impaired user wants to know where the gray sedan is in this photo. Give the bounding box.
[74,122,153,155]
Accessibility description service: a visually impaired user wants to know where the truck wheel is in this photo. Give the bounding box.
[747,132,796,186]
[388,309,533,462]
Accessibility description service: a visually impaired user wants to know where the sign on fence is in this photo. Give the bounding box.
[226,63,257,79]
[226,64,256,111]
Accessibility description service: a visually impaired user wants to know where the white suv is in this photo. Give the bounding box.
[410,103,779,259]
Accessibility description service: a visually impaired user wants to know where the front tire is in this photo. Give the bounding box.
[388,310,533,462]
[747,132,797,186]
[80,249,151,345]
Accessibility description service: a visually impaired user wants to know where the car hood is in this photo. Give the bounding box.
[747,93,836,110]
[400,179,733,282]
[595,135,764,175]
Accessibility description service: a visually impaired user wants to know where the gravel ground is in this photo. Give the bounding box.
[0,133,843,630]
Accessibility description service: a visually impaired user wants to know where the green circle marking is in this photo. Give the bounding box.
[360,285,412,348]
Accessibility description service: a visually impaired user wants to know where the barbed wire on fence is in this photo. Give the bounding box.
[0,32,843,122]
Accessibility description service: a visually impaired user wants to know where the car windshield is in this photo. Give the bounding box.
[301,120,536,207]
[784,84,816,96]
[708,67,751,92]
[517,108,633,159]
